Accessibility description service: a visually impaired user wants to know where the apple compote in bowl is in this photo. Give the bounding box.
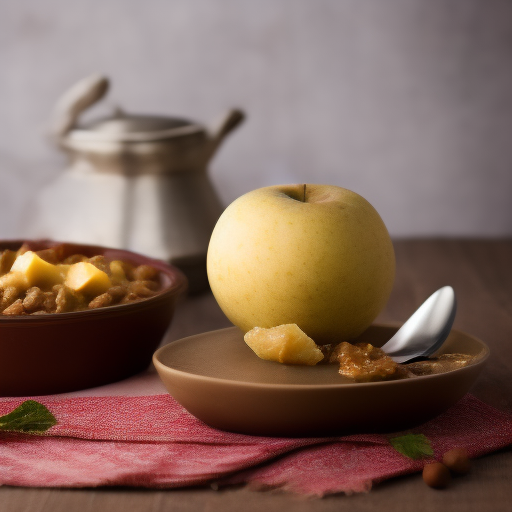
[0,240,187,396]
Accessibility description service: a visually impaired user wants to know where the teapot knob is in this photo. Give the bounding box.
[208,109,245,158]
[50,74,109,140]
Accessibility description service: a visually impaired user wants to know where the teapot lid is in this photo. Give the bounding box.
[66,110,205,144]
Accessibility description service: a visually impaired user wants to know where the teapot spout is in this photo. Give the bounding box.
[208,109,245,160]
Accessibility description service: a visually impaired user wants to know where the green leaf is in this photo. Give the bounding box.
[390,433,434,460]
[0,400,57,434]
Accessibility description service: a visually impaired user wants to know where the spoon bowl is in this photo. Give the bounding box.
[381,286,457,363]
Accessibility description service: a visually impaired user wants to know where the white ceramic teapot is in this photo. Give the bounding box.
[28,75,244,292]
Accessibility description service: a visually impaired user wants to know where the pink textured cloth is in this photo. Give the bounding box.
[0,394,511,495]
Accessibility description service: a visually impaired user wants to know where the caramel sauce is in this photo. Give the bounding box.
[326,341,477,382]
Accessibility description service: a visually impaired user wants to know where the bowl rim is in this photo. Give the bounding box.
[153,324,490,391]
[0,239,188,321]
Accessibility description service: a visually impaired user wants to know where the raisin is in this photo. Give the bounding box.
[43,290,57,313]
[133,265,159,281]
[121,292,139,304]
[2,299,25,315]
[23,287,45,313]
[0,286,19,312]
[107,286,127,303]
[128,281,157,298]
[55,285,84,313]
[88,293,113,309]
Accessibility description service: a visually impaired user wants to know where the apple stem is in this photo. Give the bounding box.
[303,184,307,202]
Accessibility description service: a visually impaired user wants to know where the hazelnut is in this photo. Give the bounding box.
[422,462,451,489]
[442,448,471,475]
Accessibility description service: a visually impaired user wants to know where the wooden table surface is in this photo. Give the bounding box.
[1,239,511,512]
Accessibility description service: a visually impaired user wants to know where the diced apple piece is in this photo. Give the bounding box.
[10,251,64,289]
[65,262,111,296]
[109,260,127,285]
[244,324,324,365]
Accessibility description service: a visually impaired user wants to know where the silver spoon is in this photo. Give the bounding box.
[381,286,457,364]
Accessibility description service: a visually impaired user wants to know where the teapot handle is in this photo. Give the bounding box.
[50,74,109,140]
[208,109,245,158]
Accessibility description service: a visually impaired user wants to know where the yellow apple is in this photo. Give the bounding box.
[206,184,395,344]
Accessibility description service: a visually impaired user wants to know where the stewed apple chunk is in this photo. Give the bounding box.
[329,342,409,382]
[244,324,324,365]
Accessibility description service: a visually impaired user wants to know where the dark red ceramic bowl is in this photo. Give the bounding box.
[0,240,187,396]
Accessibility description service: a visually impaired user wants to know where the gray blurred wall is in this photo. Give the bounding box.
[1,0,511,238]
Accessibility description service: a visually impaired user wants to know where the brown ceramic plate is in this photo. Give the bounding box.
[153,324,489,436]
[0,240,187,396]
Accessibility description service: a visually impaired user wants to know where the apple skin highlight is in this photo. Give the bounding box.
[206,184,395,344]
